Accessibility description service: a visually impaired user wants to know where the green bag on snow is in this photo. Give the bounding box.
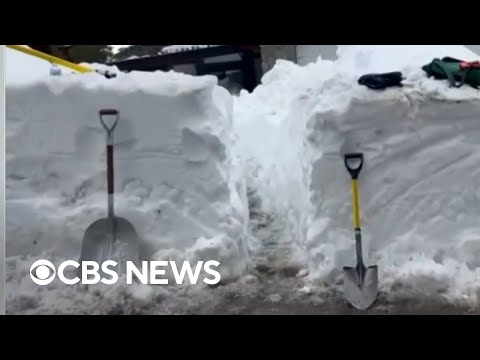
[422,57,480,89]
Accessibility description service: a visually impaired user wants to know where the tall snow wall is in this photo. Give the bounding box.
[6,70,250,282]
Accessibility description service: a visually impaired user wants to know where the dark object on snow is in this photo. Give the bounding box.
[358,72,404,90]
[96,69,117,79]
[422,57,480,89]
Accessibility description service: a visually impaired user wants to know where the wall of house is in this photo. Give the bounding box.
[260,45,297,73]
[172,64,197,75]
[296,45,338,66]
[465,45,480,55]
[259,45,340,71]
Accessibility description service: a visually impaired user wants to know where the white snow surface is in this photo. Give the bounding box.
[160,45,220,55]
[6,45,480,314]
[335,45,479,75]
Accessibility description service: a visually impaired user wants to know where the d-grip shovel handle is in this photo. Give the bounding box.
[99,109,119,217]
[99,109,120,137]
[344,153,364,180]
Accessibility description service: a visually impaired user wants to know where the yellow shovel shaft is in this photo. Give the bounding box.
[352,179,361,229]
[7,45,94,74]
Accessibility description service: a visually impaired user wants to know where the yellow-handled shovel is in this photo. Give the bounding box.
[343,153,378,310]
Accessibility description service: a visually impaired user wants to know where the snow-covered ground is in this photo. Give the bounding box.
[6,45,480,314]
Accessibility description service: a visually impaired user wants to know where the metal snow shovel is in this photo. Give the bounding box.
[79,109,139,273]
[343,153,378,310]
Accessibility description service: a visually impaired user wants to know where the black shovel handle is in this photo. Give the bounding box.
[100,109,119,116]
[99,109,119,207]
[344,153,364,180]
[99,109,120,135]
[107,145,114,195]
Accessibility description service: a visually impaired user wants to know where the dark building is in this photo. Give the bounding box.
[108,45,263,94]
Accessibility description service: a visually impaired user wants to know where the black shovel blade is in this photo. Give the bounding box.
[79,217,139,266]
[343,265,378,310]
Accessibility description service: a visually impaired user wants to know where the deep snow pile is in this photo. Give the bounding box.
[6,67,250,288]
[234,45,480,305]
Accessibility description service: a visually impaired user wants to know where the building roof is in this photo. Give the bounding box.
[108,45,260,72]
[108,45,262,92]
[159,45,220,55]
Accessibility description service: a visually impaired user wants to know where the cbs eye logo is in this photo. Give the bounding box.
[30,259,57,286]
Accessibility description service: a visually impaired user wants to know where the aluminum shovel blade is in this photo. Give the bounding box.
[343,265,378,310]
[79,217,139,266]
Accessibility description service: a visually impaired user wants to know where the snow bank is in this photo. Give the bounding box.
[235,45,480,304]
[6,69,250,285]
[305,74,480,288]
[336,45,479,75]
